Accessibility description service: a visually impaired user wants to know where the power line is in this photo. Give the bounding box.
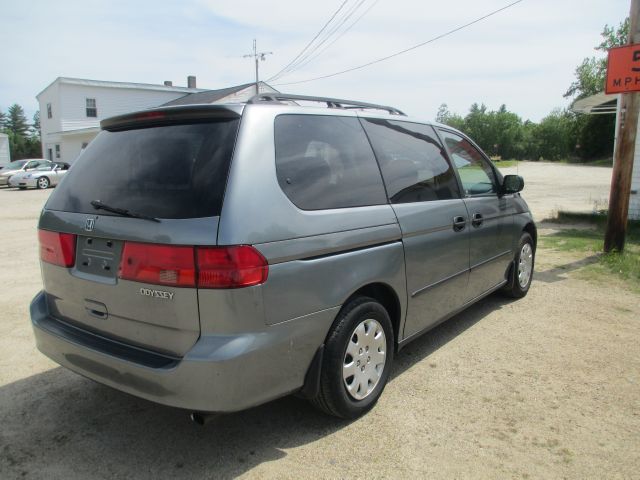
[273,0,525,87]
[267,0,349,82]
[291,0,379,74]
[280,0,369,78]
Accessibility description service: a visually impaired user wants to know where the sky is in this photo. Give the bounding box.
[0,0,630,122]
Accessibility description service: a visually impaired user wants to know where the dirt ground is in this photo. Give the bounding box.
[1,162,638,479]
[499,161,612,221]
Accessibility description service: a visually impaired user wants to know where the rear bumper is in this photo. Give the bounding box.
[30,290,337,412]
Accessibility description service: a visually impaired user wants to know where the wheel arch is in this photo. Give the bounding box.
[341,282,402,349]
[523,222,537,250]
[300,282,403,401]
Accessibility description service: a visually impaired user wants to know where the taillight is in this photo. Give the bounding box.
[197,246,268,288]
[38,230,76,267]
[117,243,268,289]
[119,242,196,287]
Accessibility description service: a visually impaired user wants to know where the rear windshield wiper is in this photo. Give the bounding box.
[90,200,160,222]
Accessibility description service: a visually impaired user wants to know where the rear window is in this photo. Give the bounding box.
[274,115,387,210]
[46,120,239,219]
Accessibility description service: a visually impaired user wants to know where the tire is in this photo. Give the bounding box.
[311,296,394,419]
[503,232,535,298]
[37,177,50,189]
[19,187,26,190]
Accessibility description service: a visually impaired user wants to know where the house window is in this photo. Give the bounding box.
[55,144,60,159]
[47,103,52,119]
[86,98,97,117]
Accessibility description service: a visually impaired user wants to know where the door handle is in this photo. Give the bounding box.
[85,299,108,319]
[452,216,466,232]
[472,213,483,227]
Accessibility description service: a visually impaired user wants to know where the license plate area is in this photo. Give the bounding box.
[74,236,123,280]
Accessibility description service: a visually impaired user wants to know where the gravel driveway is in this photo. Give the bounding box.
[500,161,612,220]
[1,162,638,479]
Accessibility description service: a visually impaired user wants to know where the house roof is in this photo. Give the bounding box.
[571,92,618,115]
[162,82,258,106]
[36,77,205,99]
[162,82,280,106]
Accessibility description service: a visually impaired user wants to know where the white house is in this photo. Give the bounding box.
[572,92,639,220]
[0,133,10,166]
[36,77,277,165]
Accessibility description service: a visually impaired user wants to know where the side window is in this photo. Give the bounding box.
[438,130,497,196]
[274,115,387,210]
[25,161,38,169]
[361,119,460,203]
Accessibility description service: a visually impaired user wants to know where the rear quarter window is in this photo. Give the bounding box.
[274,115,387,210]
[45,119,239,219]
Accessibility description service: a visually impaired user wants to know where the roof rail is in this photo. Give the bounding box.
[247,93,406,116]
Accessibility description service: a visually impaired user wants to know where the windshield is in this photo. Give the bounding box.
[46,119,240,219]
[2,160,27,170]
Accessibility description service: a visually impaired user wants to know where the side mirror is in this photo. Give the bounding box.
[501,175,524,195]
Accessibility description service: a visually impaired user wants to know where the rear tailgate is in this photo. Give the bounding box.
[39,214,221,357]
[38,107,241,357]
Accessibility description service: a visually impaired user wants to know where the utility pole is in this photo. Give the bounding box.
[243,39,273,95]
[605,0,640,252]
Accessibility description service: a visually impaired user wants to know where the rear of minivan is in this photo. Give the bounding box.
[30,105,296,412]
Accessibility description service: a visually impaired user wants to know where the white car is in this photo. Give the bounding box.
[9,163,70,189]
[0,159,53,187]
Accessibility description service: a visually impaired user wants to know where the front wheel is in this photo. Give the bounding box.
[503,232,535,298]
[37,177,50,189]
[311,297,394,419]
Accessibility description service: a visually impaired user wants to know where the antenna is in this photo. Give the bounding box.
[243,39,273,95]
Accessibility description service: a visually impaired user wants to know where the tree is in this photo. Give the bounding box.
[490,105,523,159]
[564,18,629,100]
[533,109,577,160]
[1,104,41,159]
[5,104,29,136]
[31,111,41,138]
[434,103,464,130]
[435,103,449,123]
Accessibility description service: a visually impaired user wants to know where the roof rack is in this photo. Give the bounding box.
[247,93,406,116]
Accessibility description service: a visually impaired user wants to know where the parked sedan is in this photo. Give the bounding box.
[0,159,53,187]
[9,163,70,189]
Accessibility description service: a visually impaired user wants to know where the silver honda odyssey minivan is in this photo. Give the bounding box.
[31,93,536,419]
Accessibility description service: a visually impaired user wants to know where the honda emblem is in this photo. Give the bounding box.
[85,217,96,232]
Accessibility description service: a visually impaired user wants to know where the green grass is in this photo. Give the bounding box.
[540,213,640,288]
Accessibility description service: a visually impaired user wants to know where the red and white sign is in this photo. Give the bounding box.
[606,43,640,94]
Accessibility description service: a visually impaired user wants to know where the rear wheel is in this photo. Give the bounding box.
[311,297,394,419]
[37,177,50,189]
[503,232,534,298]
